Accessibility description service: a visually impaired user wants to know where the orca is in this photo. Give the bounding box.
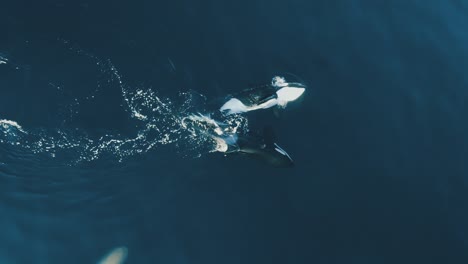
[236,136,294,168]
[220,76,306,115]
[182,76,301,168]
[214,127,294,168]
[97,247,128,264]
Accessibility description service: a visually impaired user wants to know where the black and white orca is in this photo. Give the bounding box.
[220,76,306,115]
[214,127,294,168]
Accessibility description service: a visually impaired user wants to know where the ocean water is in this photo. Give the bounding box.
[1,1,468,263]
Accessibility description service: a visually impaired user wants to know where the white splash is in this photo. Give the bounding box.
[212,136,229,152]
[0,55,8,65]
[0,119,27,134]
[272,76,287,87]
[0,47,250,163]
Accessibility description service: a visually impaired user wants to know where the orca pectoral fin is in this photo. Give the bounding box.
[261,141,294,168]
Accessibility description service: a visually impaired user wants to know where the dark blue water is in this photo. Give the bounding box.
[1,1,468,263]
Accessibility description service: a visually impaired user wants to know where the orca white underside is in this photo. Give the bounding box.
[97,247,128,264]
[220,85,305,114]
[276,86,305,107]
[220,97,278,115]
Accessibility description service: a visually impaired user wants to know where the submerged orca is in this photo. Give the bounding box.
[216,127,294,168]
[236,135,294,168]
[220,76,306,115]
